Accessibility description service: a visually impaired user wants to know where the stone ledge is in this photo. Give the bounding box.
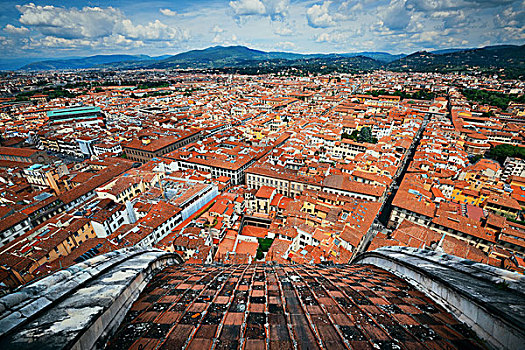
[0,247,182,350]
[354,246,525,350]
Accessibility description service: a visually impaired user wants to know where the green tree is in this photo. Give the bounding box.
[486,144,525,165]
[358,127,373,143]
[470,154,482,164]
[342,130,360,141]
[461,89,525,110]
[256,250,264,260]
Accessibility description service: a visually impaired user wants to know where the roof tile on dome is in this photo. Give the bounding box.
[106,264,484,350]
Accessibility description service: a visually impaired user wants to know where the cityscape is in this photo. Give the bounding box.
[0,1,524,349]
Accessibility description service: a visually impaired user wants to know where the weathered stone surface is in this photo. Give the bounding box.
[1,292,31,311]
[0,247,182,349]
[355,246,525,350]
[18,297,53,318]
[0,311,24,336]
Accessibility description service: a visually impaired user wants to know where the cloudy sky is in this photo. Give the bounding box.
[0,0,523,58]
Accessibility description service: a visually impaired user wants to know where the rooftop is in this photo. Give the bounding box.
[47,106,101,118]
[106,263,484,350]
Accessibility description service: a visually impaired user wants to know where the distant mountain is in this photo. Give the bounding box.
[387,45,525,77]
[430,48,470,55]
[144,46,406,69]
[20,54,167,70]
[0,56,83,71]
[12,44,524,77]
[338,52,405,63]
[223,55,383,75]
[146,46,304,69]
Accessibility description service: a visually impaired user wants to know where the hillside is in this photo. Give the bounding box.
[14,44,525,77]
[339,52,405,63]
[146,46,405,69]
[387,45,525,77]
[20,54,167,70]
[148,46,305,69]
[211,55,383,75]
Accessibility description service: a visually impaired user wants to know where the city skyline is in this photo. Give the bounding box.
[0,0,524,58]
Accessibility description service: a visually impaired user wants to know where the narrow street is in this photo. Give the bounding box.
[377,116,428,225]
[354,114,429,255]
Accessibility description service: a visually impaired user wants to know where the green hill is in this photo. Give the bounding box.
[387,45,525,78]
[20,54,167,70]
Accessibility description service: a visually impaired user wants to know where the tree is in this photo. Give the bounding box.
[358,127,373,143]
[342,130,360,141]
[470,154,482,164]
[461,88,525,110]
[256,250,264,260]
[486,144,525,165]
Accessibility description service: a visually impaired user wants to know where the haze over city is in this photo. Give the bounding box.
[1,0,524,59]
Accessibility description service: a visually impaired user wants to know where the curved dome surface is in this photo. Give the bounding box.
[106,263,484,349]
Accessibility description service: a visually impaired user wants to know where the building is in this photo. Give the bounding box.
[0,208,32,248]
[86,199,134,238]
[0,215,96,287]
[47,106,104,126]
[0,147,50,166]
[247,166,386,201]
[503,157,525,180]
[22,162,70,194]
[123,130,200,163]
[93,142,123,156]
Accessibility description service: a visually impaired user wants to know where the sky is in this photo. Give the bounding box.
[0,0,523,58]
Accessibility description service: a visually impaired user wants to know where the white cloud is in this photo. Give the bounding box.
[160,8,177,16]
[380,0,412,31]
[229,0,289,20]
[275,41,296,49]
[3,24,29,35]
[274,24,293,36]
[116,19,188,41]
[405,0,460,11]
[212,25,224,33]
[17,3,122,39]
[307,2,336,28]
[230,0,266,16]
[16,3,188,43]
[213,33,242,45]
[8,3,191,54]
[495,5,525,28]
[315,31,348,43]
[431,10,467,28]
[3,0,524,58]
[102,35,145,48]
[31,35,93,49]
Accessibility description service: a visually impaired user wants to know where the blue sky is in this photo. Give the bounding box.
[0,0,523,58]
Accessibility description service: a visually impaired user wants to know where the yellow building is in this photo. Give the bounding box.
[451,187,489,206]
